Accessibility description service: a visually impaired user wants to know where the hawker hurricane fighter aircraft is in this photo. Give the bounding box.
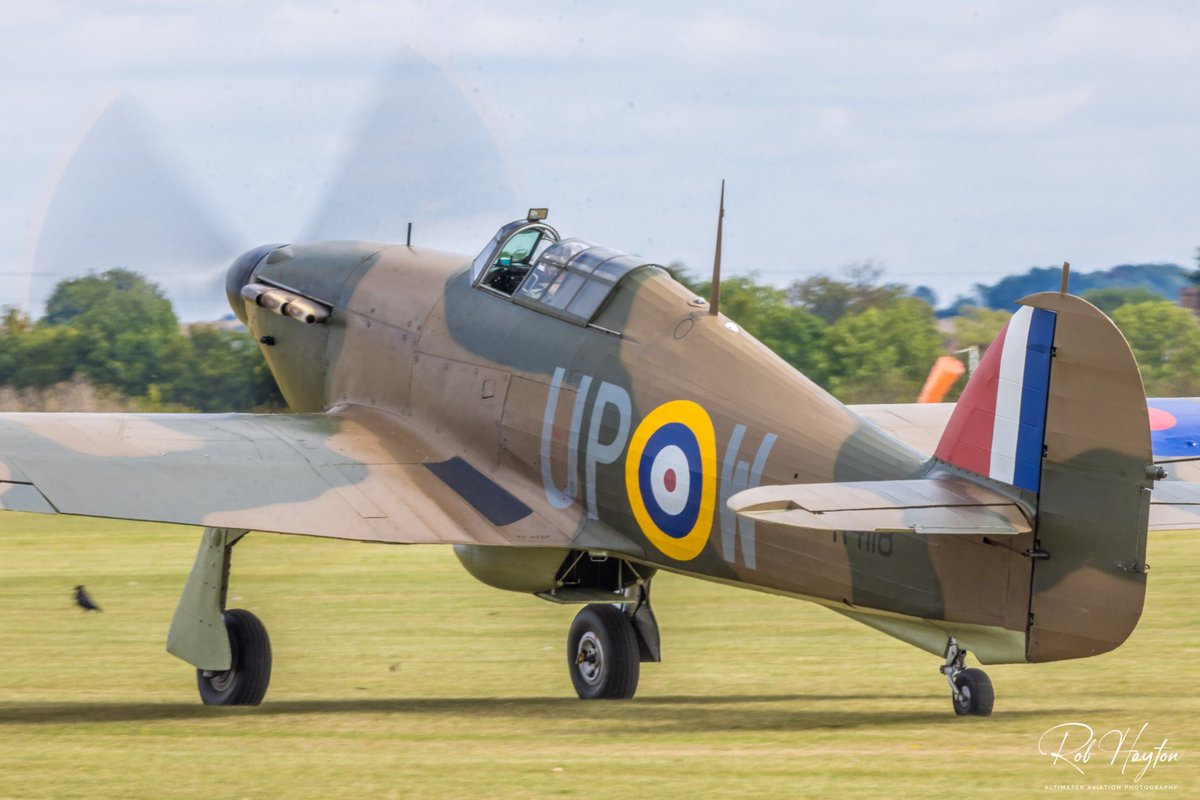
[3,208,1200,715]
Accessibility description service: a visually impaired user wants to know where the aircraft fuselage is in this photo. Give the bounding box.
[232,238,1036,663]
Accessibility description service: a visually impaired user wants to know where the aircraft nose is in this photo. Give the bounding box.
[225,244,285,324]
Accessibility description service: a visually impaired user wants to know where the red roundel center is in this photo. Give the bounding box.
[663,468,677,492]
[1149,407,1177,432]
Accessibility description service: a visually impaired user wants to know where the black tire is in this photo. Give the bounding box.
[567,604,640,700]
[197,609,272,706]
[951,668,994,717]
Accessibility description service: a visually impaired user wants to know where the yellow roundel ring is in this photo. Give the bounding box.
[624,399,718,561]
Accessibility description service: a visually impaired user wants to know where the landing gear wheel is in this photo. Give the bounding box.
[567,604,640,699]
[951,668,994,717]
[197,609,272,706]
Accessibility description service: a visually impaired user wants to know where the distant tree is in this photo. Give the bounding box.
[820,298,943,403]
[0,271,282,412]
[749,303,828,385]
[910,285,938,307]
[1082,287,1165,315]
[976,263,1189,311]
[43,269,179,397]
[678,274,830,381]
[973,267,1063,311]
[786,274,858,324]
[664,262,704,295]
[953,307,1012,354]
[787,261,906,324]
[161,326,284,412]
[1111,301,1200,396]
[698,275,783,329]
[0,309,83,389]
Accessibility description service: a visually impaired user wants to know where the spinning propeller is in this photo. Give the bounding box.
[28,51,517,321]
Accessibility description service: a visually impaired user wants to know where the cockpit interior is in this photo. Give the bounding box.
[470,210,661,326]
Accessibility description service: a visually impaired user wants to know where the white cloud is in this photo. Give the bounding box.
[0,0,1198,311]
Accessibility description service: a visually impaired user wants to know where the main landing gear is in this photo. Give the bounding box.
[167,527,273,706]
[566,582,660,700]
[941,637,994,717]
[196,609,272,706]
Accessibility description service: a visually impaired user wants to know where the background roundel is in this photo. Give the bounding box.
[624,400,717,561]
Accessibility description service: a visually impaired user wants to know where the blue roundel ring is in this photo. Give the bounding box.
[624,400,717,561]
[637,423,703,539]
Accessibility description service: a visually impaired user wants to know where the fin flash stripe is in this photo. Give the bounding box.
[935,305,1056,493]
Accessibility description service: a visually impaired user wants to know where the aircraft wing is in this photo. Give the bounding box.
[729,478,1032,535]
[849,403,952,455]
[0,406,566,547]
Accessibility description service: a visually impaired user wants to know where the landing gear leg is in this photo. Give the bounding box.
[941,637,994,717]
[624,580,661,664]
[564,561,659,699]
[167,527,272,706]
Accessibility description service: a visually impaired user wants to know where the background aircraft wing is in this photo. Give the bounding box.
[854,398,1200,464]
[0,406,567,546]
[849,403,951,455]
[1146,480,1200,531]
[853,400,1200,531]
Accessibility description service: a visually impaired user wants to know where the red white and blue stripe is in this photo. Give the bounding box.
[935,305,1057,493]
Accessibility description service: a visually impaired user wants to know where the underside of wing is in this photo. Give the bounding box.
[0,405,566,547]
[729,478,1032,535]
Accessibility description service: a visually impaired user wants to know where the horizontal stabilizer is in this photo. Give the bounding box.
[728,478,1031,535]
[1147,481,1200,531]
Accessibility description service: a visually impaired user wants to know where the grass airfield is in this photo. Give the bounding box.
[0,513,1195,799]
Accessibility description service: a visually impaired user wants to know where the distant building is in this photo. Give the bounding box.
[1181,286,1200,316]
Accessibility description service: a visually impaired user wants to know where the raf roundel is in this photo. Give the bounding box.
[624,400,718,561]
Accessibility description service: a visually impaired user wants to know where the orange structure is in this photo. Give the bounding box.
[918,355,967,403]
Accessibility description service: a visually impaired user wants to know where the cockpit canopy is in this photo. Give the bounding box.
[471,213,660,325]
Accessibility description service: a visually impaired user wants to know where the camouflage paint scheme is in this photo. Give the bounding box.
[0,217,1182,675]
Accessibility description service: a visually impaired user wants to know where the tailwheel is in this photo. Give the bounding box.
[197,609,272,706]
[951,668,994,717]
[941,637,994,717]
[567,604,640,699]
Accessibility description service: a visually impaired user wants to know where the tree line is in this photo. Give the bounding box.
[1,265,1198,412]
[0,270,282,411]
[670,262,1200,401]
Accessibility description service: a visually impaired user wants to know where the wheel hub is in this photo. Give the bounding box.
[207,667,236,692]
[575,631,604,686]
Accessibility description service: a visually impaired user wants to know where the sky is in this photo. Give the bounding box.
[2,1,1198,319]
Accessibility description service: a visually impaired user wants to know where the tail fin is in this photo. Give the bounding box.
[934,304,1056,493]
[935,293,1153,661]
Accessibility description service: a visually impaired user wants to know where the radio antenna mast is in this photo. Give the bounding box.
[709,179,725,316]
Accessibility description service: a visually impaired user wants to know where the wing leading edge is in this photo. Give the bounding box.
[729,478,1032,536]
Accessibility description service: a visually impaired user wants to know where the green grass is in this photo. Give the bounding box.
[0,513,1195,799]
